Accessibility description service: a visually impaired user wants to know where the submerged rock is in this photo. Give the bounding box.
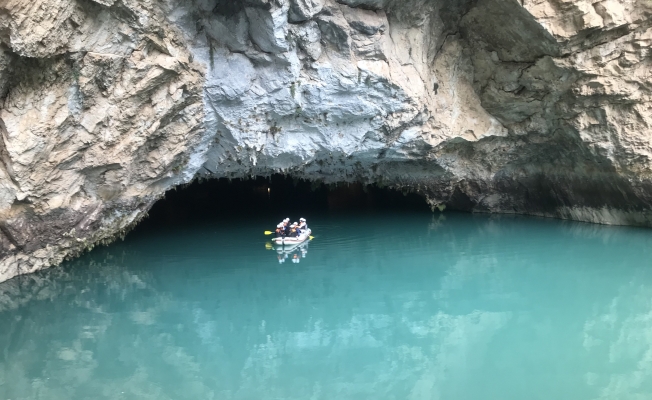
[0,0,651,282]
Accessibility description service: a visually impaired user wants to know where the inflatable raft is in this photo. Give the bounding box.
[272,228,312,246]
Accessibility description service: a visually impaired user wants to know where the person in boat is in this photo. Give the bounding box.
[276,218,290,237]
[275,222,285,238]
[298,218,308,231]
[289,222,300,237]
[292,221,302,236]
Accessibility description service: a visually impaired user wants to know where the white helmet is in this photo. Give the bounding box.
[284,218,290,222]
[277,223,283,228]
[300,218,306,222]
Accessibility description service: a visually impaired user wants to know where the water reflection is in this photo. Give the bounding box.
[273,241,309,264]
[0,213,652,399]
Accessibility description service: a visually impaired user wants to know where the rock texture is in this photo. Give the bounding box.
[0,0,651,282]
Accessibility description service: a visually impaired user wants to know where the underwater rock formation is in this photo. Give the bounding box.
[0,0,651,281]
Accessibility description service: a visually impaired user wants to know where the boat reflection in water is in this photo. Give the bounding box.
[273,241,309,264]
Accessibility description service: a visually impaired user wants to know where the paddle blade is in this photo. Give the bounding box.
[309,236,315,240]
[264,231,274,235]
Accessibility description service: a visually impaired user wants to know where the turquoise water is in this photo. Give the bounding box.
[2,211,652,400]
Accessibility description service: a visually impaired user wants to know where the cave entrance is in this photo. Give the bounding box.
[139,175,431,230]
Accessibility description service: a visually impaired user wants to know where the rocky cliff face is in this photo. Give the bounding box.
[0,0,651,282]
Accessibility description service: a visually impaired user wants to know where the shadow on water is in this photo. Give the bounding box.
[2,177,652,399]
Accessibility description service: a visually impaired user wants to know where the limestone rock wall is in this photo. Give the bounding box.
[0,0,651,282]
[0,0,207,280]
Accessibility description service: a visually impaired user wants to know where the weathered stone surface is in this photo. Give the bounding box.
[289,0,325,23]
[245,2,291,53]
[0,0,207,282]
[0,0,651,282]
[344,7,387,36]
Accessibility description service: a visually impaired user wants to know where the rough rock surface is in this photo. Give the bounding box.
[0,0,651,282]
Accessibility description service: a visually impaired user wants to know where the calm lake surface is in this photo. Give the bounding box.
[2,211,652,400]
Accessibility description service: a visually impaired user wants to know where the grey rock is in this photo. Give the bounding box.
[315,8,351,52]
[204,10,250,52]
[90,0,115,6]
[292,21,323,60]
[336,0,387,10]
[343,6,386,35]
[288,0,325,23]
[245,4,290,53]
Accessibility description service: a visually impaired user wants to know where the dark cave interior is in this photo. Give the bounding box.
[141,175,432,228]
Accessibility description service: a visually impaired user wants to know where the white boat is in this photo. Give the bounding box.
[271,228,312,246]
